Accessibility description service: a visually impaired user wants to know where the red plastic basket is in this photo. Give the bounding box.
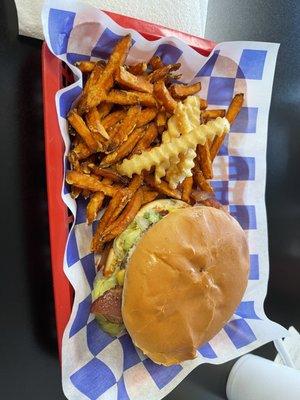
[42,11,215,360]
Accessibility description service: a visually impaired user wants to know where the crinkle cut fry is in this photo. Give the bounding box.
[117,117,230,178]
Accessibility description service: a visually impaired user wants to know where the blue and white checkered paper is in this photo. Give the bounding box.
[42,1,287,399]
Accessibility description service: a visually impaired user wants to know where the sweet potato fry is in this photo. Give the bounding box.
[156,109,167,133]
[132,123,158,155]
[68,109,100,151]
[108,175,142,223]
[101,110,127,130]
[96,242,113,271]
[99,188,143,247]
[92,175,142,251]
[90,166,129,184]
[71,186,81,199]
[193,164,213,193]
[201,109,226,122]
[86,191,105,224]
[169,82,201,99]
[148,55,164,70]
[107,105,141,151]
[153,81,177,113]
[100,127,145,166]
[66,170,116,196]
[105,89,157,107]
[78,35,132,113]
[75,60,96,73]
[116,66,153,93]
[226,93,244,124]
[210,93,244,160]
[147,64,181,83]
[181,176,193,203]
[127,62,147,75]
[141,187,159,205]
[200,98,208,110]
[97,102,113,119]
[197,142,213,179]
[136,108,158,127]
[81,62,105,98]
[71,142,93,160]
[86,106,110,140]
[144,175,181,199]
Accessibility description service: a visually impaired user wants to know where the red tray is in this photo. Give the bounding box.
[42,11,215,360]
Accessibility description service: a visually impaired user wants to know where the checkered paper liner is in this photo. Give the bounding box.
[42,1,287,399]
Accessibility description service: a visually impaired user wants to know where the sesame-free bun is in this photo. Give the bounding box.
[122,206,249,366]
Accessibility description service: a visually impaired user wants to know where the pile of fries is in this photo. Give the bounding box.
[65,34,243,254]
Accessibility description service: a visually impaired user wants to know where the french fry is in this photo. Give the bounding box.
[169,82,201,99]
[68,109,100,151]
[153,80,177,114]
[100,127,145,166]
[107,105,141,151]
[144,174,181,199]
[148,55,164,70]
[147,64,181,83]
[116,66,153,93]
[78,35,132,113]
[193,164,213,193]
[201,109,226,122]
[99,188,143,248]
[75,60,96,73]
[86,106,110,140]
[197,142,213,179]
[102,110,127,130]
[127,62,147,75]
[86,191,105,224]
[105,89,157,107]
[156,109,167,133]
[136,108,158,127]
[90,166,129,184]
[92,175,142,252]
[97,102,113,119]
[141,187,159,205]
[66,170,116,196]
[210,93,244,160]
[181,176,193,203]
[132,123,158,155]
[71,142,93,160]
[200,98,208,110]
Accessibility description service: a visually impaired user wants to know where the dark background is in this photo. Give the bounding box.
[0,0,299,399]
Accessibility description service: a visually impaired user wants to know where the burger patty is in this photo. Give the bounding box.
[92,200,223,325]
[91,286,123,324]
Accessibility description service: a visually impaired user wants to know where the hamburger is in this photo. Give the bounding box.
[91,199,249,366]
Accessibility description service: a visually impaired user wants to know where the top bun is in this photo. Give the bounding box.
[122,206,249,366]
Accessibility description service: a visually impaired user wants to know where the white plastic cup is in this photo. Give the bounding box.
[226,354,300,400]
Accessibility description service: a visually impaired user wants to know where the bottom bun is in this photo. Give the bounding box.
[122,206,249,366]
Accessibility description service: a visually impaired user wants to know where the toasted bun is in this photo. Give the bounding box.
[106,199,189,270]
[122,206,249,366]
